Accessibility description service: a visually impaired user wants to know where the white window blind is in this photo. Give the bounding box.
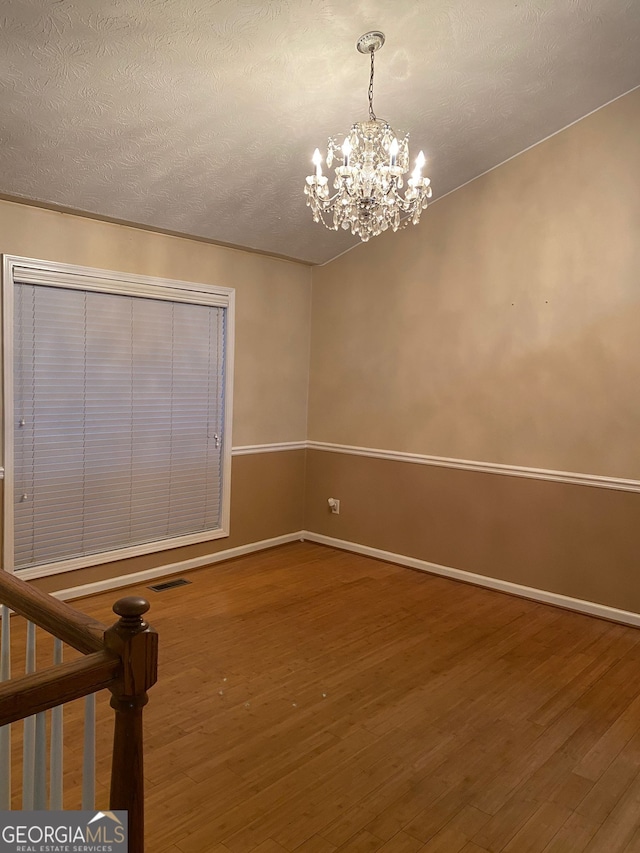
[10,269,231,573]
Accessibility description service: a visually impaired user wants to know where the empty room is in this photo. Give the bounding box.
[1,2,640,852]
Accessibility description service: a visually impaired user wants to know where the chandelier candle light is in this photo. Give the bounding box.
[304,31,432,243]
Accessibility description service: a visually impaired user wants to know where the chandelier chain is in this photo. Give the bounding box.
[368,50,376,121]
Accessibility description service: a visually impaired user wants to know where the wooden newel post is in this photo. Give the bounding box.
[105,596,158,853]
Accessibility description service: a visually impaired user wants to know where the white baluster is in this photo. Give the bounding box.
[33,712,47,808]
[82,693,95,810]
[49,639,63,810]
[22,621,36,809]
[0,605,11,809]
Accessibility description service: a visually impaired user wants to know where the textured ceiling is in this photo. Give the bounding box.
[1,0,639,265]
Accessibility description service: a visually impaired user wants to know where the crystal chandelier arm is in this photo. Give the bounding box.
[309,176,410,211]
[309,182,355,208]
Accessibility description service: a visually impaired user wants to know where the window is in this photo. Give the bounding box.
[2,256,234,578]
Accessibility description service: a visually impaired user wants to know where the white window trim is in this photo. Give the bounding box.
[2,254,235,580]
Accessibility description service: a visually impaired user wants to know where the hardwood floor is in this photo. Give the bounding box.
[7,542,640,851]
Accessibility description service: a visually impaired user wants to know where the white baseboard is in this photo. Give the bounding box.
[301,531,640,628]
[52,532,303,602]
[52,527,640,630]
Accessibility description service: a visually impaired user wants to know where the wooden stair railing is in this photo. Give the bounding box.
[0,570,158,853]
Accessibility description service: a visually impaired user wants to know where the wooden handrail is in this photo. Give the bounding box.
[0,576,158,853]
[0,570,106,653]
[0,650,120,727]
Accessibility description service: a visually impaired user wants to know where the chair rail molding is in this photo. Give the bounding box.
[231,440,640,493]
[305,441,640,494]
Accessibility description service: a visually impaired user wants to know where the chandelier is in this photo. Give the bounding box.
[304,31,432,243]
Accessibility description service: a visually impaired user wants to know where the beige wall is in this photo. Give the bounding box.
[306,89,640,612]
[309,88,640,480]
[0,199,312,446]
[305,450,640,613]
[0,201,311,588]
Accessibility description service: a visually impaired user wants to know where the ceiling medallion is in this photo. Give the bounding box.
[304,31,432,243]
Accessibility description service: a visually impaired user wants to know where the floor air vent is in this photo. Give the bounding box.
[148,578,192,592]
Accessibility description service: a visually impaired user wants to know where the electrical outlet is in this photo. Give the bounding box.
[327,497,340,514]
